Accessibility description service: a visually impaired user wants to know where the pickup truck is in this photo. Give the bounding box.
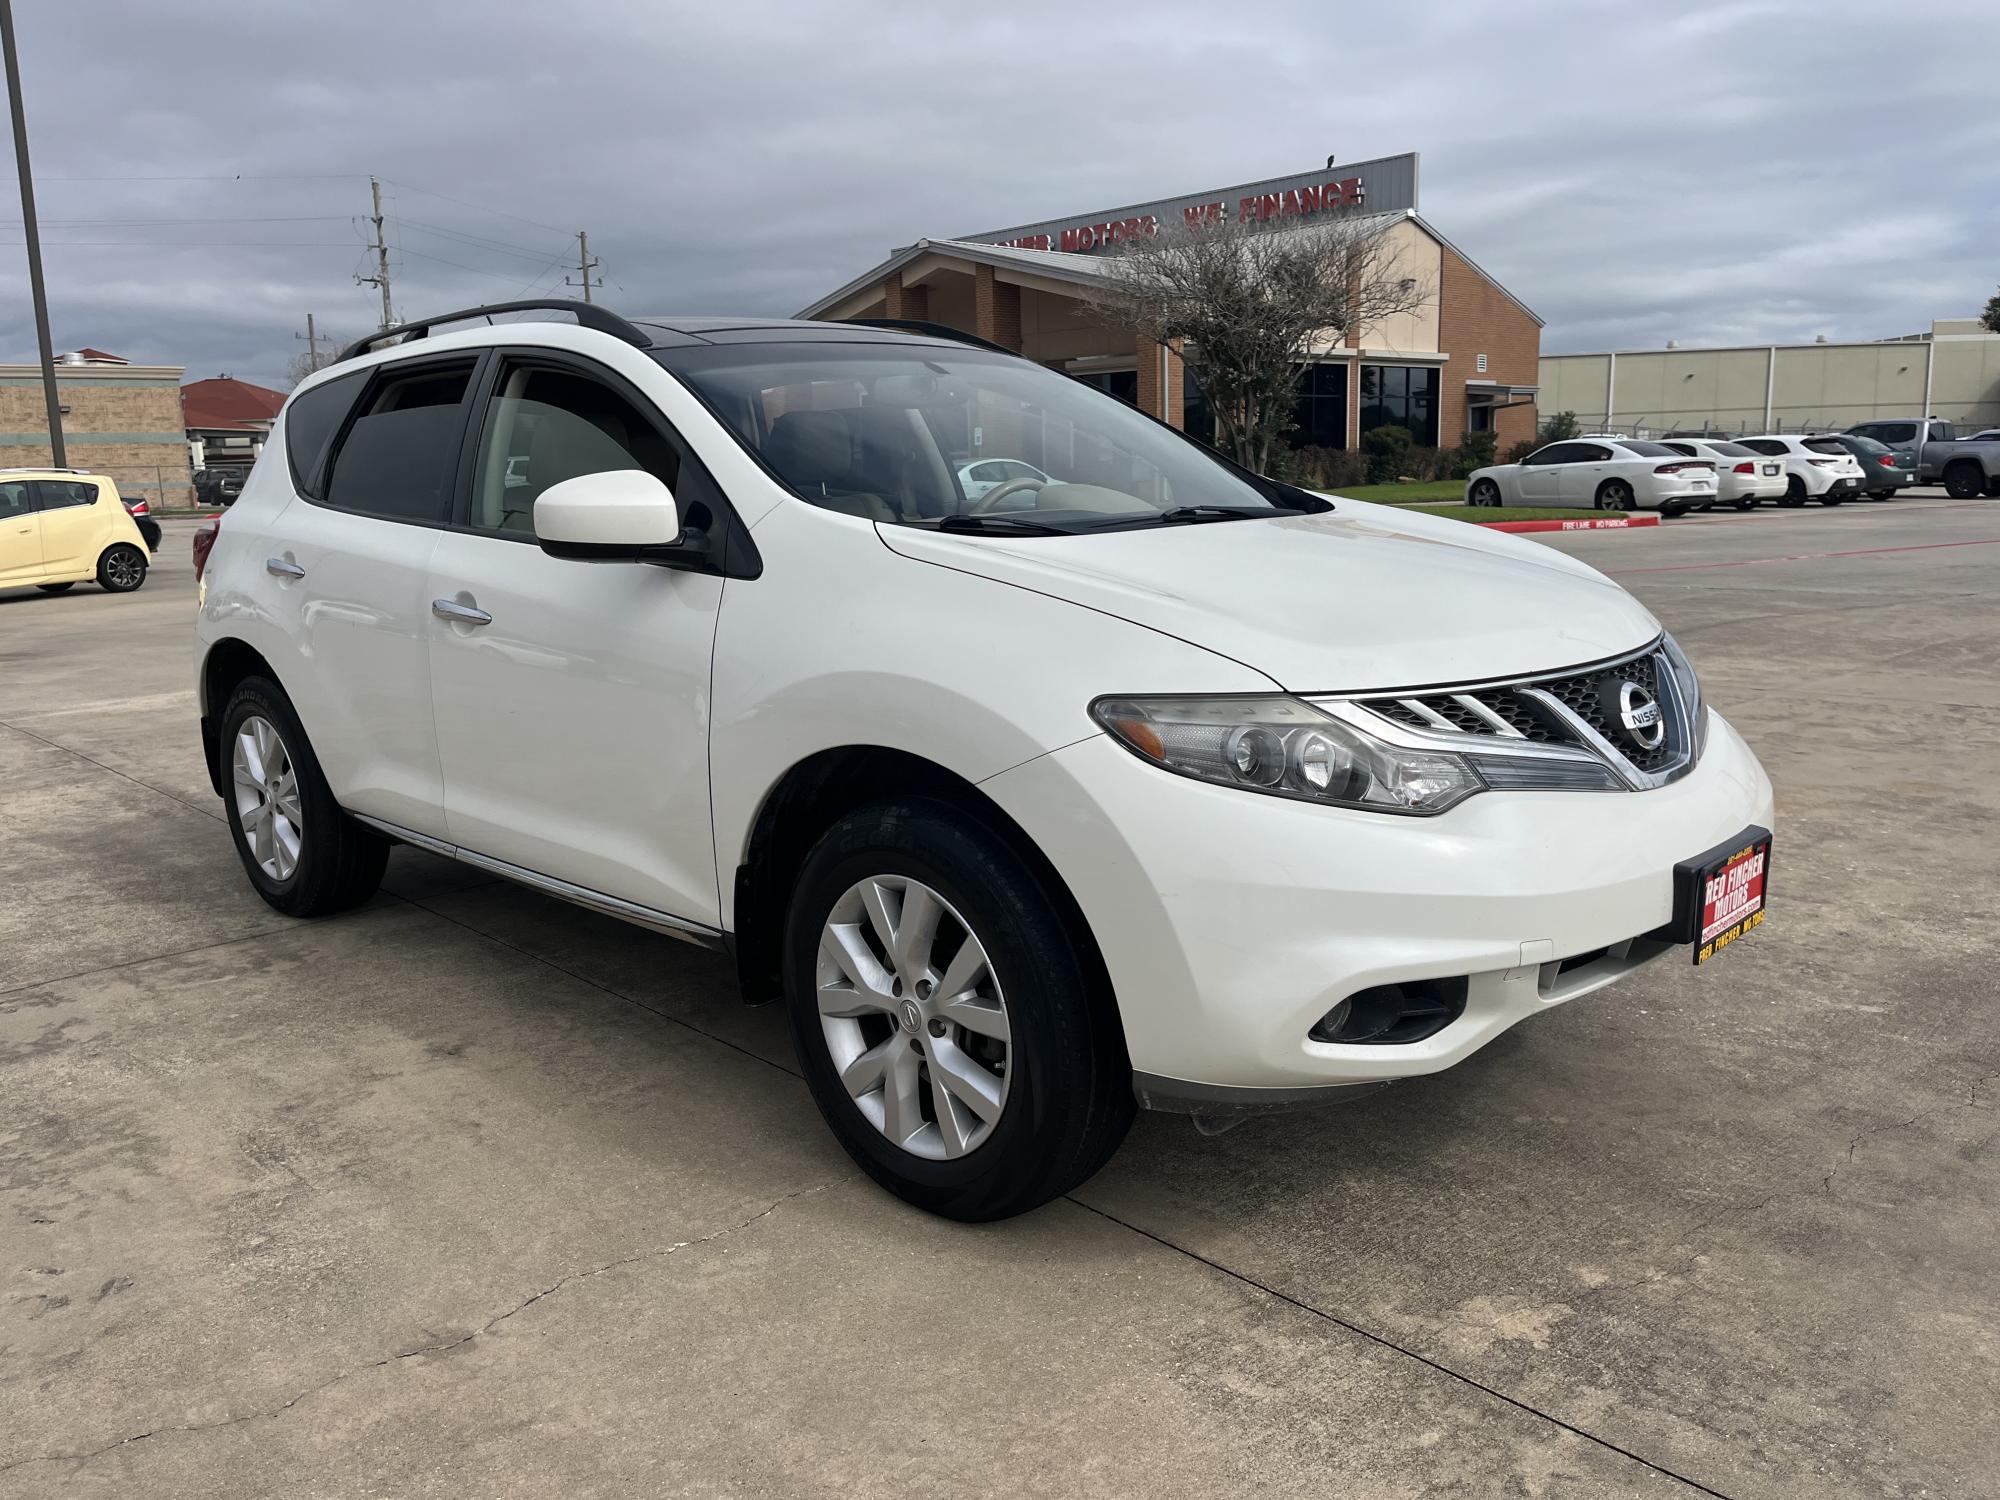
[1843,418,2000,498]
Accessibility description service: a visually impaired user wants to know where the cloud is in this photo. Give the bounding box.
[2,0,1994,385]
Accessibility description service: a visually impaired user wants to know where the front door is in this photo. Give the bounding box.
[0,481,41,582]
[33,478,107,575]
[1516,443,1572,502]
[426,351,725,927]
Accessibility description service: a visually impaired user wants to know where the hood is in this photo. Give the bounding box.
[878,499,1660,692]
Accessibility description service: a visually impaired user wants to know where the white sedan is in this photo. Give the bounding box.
[1660,439,1787,510]
[1466,438,1718,516]
[957,458,1051,503]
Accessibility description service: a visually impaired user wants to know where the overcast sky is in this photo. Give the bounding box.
[4,0,1993,387]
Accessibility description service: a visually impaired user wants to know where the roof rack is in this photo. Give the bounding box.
[0,465,88,475]
[335,299,653,364]
[837,318,1018,357]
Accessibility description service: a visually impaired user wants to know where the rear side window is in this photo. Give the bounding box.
[36,480,98,509]
[1933,422,1957,442]
[1575,443,1613,461]
[285,371,366,498]
[322,362,476,524]
[0,480,33,519]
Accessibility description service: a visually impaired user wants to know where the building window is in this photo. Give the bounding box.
[1360,364,1438,446]
[1288,361,1348,450]
[1073,369,1139,408]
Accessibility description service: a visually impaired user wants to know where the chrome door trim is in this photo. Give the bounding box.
[351,813,724,949]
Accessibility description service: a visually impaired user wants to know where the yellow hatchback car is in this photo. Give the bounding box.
[0,469,151,595]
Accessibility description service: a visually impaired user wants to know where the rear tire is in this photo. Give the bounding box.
[36,581,75,594]
[783,798,1133,1221]
[1942,462,1984,499]
[1732,498,1756,512]
[220,676,388,918]
[1595,480,1636,512]
[96,543,147,593]
[1868,489,1895,500]
[1781,477,1808,508]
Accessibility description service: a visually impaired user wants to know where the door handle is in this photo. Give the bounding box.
[432,598,492,626]
[266,558,306,579]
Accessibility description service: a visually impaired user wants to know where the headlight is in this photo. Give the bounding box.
[1660,633,1709,753]
[1090,695,1485,815]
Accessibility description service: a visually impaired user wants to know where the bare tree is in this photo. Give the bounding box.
[282,339,348,389]
[1084,212,1433,473]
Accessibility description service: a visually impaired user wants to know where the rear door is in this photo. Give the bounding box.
[0,480,41,583]
[425,347,726,926]
[33,478,109,574]
[1558,442,1616,504]
[274,354,482,836]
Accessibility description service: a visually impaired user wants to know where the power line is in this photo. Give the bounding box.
[0,215,352,226]
[378,177,575,237]
[397,216,572,264]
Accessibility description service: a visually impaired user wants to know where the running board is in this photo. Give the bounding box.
[352,814,725,950]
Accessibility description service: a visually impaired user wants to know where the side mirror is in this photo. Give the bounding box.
[533,469,700,565]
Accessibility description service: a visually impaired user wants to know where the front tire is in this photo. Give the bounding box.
[783,799,1133,1221]
[220,676,388,917]
[96,543,147,593]
[1468,479,1501,507]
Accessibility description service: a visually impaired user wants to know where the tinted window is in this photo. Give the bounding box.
[1613,440,1679,457]
[1859,422,1915,445]
[36,480,98,509]
[0,480,33,519]
[1575,443,1613,461]
[1804,438,1848,456]
[1699,441,1756,458]
[1358,364,1439,446]
[1523,444,1575,466]
[466,362,680,536]
[1663,442,1697,456]
[322,363,475,524]
[1739,439,1785,455]
[1933,422,1957,442]
[286,370,367,498]
[1842,434,1888,454]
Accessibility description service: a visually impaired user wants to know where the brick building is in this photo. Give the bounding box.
[1,350,191,506]
[797,154,1542,457]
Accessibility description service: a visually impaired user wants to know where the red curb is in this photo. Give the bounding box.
[1479,515,1661,534]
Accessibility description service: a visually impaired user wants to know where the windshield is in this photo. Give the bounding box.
[656,341,1296,534]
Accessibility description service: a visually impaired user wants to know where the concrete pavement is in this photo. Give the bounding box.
[3,502,1997,1496]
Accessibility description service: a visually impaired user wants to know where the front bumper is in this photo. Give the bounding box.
[982,713,1774,1104]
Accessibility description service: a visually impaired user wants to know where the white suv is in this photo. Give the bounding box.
[1735,435,1866,506]
[194,301,1775,1221]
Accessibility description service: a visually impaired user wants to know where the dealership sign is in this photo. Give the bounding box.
[961,153,1419,256]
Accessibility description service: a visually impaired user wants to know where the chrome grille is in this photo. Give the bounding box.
[1334,639,1698,790]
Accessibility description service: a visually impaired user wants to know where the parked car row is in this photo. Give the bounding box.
[1465,417,1997,514]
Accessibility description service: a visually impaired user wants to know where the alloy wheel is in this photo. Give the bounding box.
[232,715,304,881]
[105,548,144,589]
[816,875,1011,1161]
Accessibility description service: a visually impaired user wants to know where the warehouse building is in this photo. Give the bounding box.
[1,350,191,506]
[1539,320,2000,436]
[798,154,1543,455]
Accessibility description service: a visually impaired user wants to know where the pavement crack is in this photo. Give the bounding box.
[1067,1197,1739,1500]
[0,1180,839,1477]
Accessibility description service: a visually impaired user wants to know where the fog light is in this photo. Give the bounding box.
[1309,978,1468,1045]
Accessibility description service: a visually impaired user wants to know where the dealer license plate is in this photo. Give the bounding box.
[1667,828,1772,964]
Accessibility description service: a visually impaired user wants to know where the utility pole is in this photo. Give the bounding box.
[355,176,393,328]
[1,0,65,467]
[295,312,319,371]
[565,229,599,303]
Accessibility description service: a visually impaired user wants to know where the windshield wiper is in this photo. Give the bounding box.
[931,514,1071,537]
[1153,505,1270,524]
